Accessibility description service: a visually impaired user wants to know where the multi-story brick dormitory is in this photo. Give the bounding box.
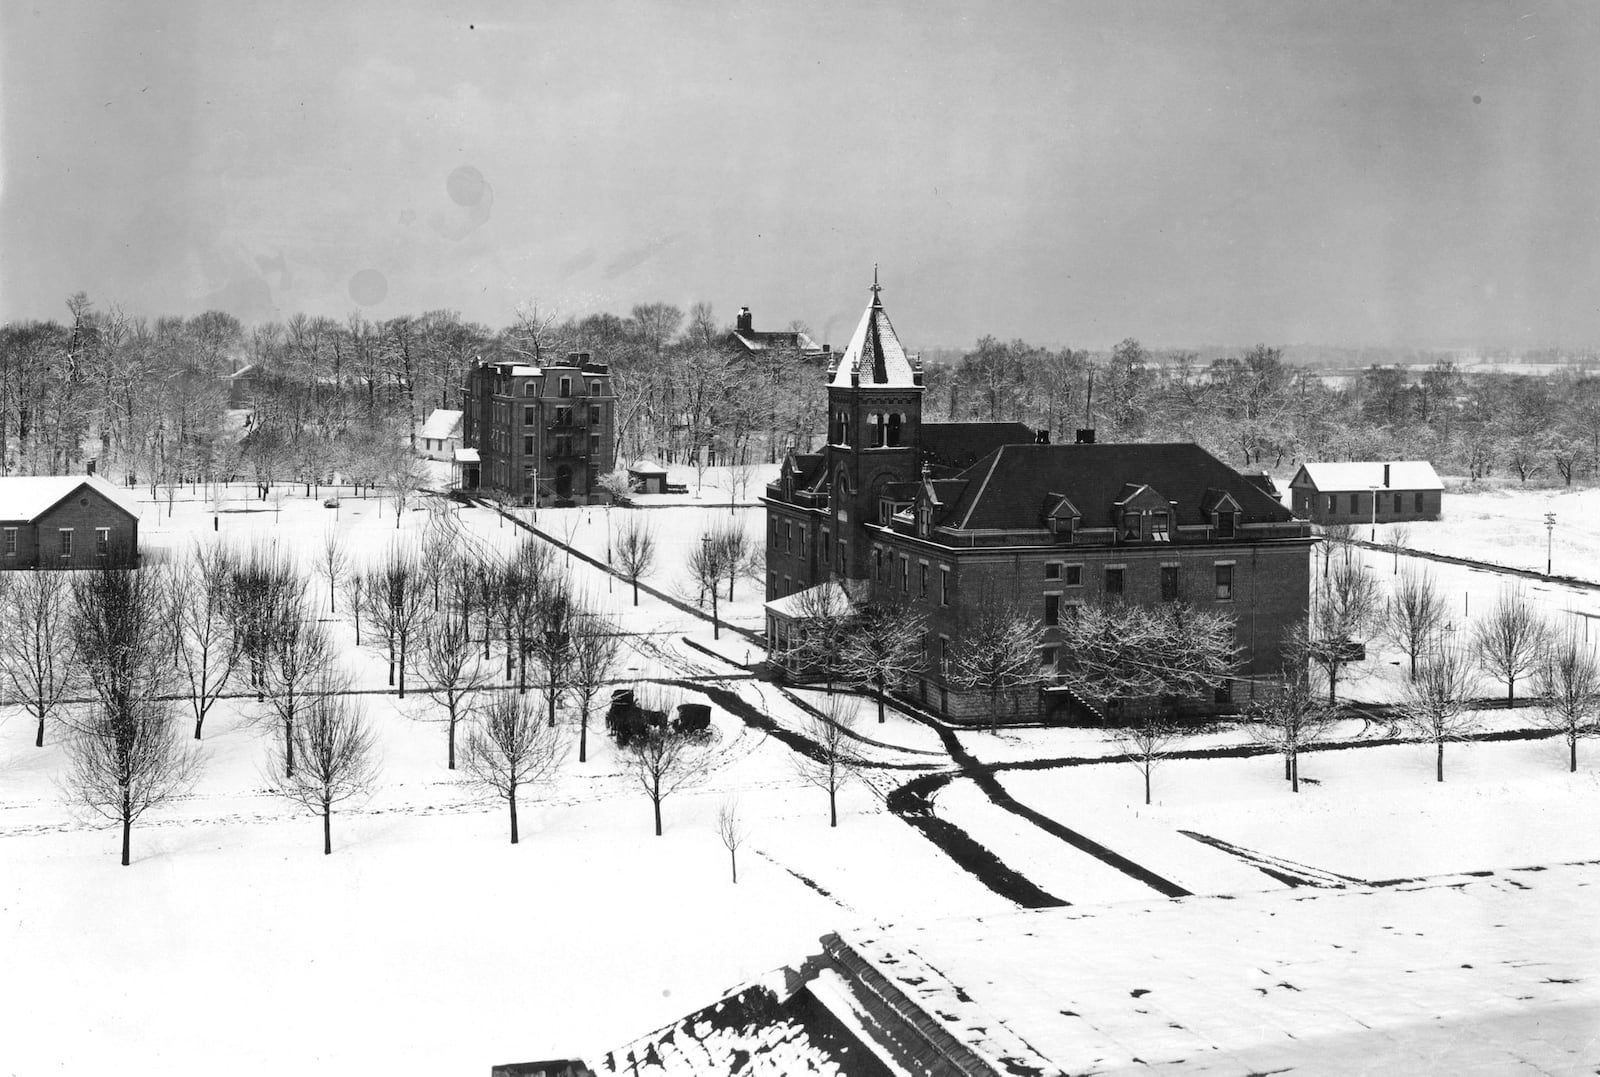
[763,279,1316,723]
[459,351,617,505]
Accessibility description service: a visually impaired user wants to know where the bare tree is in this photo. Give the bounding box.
[711,521,749,603]
[792,693,864,827]
[1118,713,1179,806]
[263,601,334,778]
[1472,588,1546,708]
[1387,522,1411,574]
[271,676,378,854]
[416,607,492,769]
[173,543,240,739]
[1382,566,1447,679]
[1534,628,1600,772]
[1245,670,1335,792]
[567,605,624,764]
[228,541,304,702]
[1318,521,1355,579]
[841,601,927,722]
[946,600,1047,730]
[715,797,747,883]
[318,527,348,614]
[0,570,77,747]
[685,524,733,638]
[784,581,855,692]
[67,566,195,866]
[1304,558,1381,702]
[613,514,657,607]
[384,450,428,528]
[620,692,716,836]
[362,543,432,698]
[1056,601,1236,711]
[461,690,565,844]
[526,576,577,727]
[1398,640,1479,782]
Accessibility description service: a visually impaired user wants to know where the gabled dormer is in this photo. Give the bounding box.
[1044,492,1081,541]
[1113,484,1173,543]
[1201,488,1242,539]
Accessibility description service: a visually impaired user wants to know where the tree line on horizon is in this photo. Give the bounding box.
[3,293,1600,488]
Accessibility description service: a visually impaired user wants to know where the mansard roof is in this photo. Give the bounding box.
[939,443,1293,532]
[828,291,919,389]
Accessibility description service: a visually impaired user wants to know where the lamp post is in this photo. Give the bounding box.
[1368,485,1379,542]
[1545,511,1556,578]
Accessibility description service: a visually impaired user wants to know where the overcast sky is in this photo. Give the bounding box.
[3,0,1597,350]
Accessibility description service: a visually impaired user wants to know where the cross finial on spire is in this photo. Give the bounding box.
[870,264,881,301]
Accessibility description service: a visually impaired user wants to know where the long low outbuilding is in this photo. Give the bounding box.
[1288,460,1443,525]
[0,474,141,569]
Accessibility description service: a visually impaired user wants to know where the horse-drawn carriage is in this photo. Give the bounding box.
[606,690,713,747]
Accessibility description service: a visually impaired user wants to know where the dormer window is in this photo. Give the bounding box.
[1121,512,1142,542]
[1216,512,1236,538]
[1151,511,1170,543]
[918,503,933,537]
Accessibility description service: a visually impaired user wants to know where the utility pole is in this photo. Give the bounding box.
[1545,511,1556,578]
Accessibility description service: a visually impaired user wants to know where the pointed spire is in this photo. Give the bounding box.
[829,270,919,390]
[870,264,882,307]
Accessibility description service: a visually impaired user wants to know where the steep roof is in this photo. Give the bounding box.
[939,443,1293,532]
[1293,461,1442,492]
[0,475,140,522]
[827,290,918,389]
[419,408,463,441]
[919,422,1035,474]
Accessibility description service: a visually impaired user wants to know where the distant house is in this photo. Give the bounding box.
[1288,461,1443,525]
[418,408,464,461]
[725,307,831,362]
[0,475,140,569]
[627,462,668,495]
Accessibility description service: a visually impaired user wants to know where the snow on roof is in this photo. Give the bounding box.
[839,862,1600,1074]
[0,474,139,522]
[827,293,918,389]
[1296,460,1442,492]
[419,409,463,441]
[627,461,668,475]
[763,580,858,619]
[452,447,480,463]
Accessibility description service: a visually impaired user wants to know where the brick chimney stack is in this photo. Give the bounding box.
[736,307,753,332]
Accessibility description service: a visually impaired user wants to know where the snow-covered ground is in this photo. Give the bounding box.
[6,466,1599,1074]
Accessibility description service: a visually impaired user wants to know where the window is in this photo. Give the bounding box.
[940,566,951,606]
[555,406,574,425]
[1151,511,1170,542]
[1105,566,1125,596]
[1064,564,1082,586]
[1216,512,1235,538]
[939,636,950,672]
[887,412,903,446]
[784,522,792,553]
[554,436,573,457]
[799,529,807,558]
[1160,565,1180,602]
[96,528,110,558]
[821,529,831,562]
[59,528,73,559]
[523,435,534,455]
[2,527,14,556]
[919,562,928,596]
[523,465,536,492]
[1121,512,1142,541]
[770,519,778,542]
[589,381,600,395]
[523,405,536,426]
[559,376,572,397]
[1414,491,1423,512]
[589,404,602,424]
[1215,563,1234,601]
[1040,645,1058,669]
[899,555,909,592]
[1044,594,1061,626]
[1349,493,1359,515]
[874,546,883,580]
[589,432,601,456]
[524,382,538,396]
[769,572,777,595]
[1327,494,1336,514]
[1045,562,1062,580]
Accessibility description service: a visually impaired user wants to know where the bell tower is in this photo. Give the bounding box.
[822,269,924,580]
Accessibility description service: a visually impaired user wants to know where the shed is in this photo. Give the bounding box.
[0,474,141,569]
[1288,461,1443,525]
[627,462,669,495]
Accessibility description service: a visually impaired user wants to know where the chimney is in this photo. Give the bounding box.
[1035,428,1051,444]
[567,350,592,366]
[1383,463,1391,487]
[1075,428,1096,444]
[736,307,753,332]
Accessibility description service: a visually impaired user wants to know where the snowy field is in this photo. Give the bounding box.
[5,464,1599,1074]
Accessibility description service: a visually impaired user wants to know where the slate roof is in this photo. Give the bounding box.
[729,329,818,353]
[0,475,140,522]
[1292,460,1442,492]
[918,422,1035,474]
[938,443,1294,531]
[828,294,918,388]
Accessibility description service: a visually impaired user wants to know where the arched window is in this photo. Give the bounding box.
[867,413,885,447]
[887,412,903,446]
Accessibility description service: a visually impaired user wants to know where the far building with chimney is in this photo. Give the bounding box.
[763,276,1315,723]
[458,351,617,505]
[1288,461,1443,525]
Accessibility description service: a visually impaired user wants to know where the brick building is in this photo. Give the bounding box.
[1288,461,1442,526]
[0,475,140,569]
[459,352,617,505]
[763,279,1315,722]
